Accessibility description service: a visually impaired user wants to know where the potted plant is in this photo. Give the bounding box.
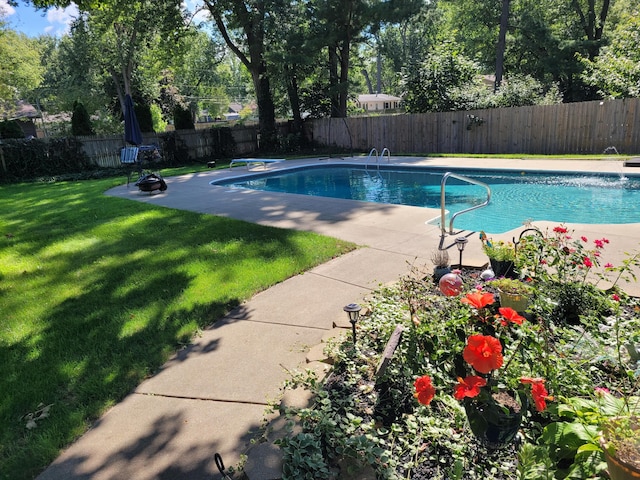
[430,249,451,282]
[600,414,640,479]
[414,291,551,449]
[480,232,517,278]
[489,277,534,312]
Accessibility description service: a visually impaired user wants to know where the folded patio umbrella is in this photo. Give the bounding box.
[124,94,143,146]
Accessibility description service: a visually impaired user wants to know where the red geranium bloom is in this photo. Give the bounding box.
[583,257,593,268]
[453,375,487,400]
[553,226,568,234]
[463,335,503,374]
[520,377,552,411]
[498,307,525,325]
[414,375,436,406]
[461,291,495,310]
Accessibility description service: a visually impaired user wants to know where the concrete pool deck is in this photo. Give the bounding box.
[36,156,640,480]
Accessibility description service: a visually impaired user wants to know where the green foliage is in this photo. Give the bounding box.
[580,12,640,98]
[0,120,24,139]
[277,433,333,480]
[0,30,43,106]
[278,232,640,478]
[158,131,190,165]
[200,127,236,160]
[402,41,482,113]
[150,103,167,133]
[173,105,194,130]
[71,100,95,136]
[134,102,154,133]
[0,137,91,181]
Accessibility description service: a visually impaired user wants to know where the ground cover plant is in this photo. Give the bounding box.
[278,226,640,479]
[0,173,354,479]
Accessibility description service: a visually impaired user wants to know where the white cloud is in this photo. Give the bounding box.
[46,3,79,35]
[0,0,16,19]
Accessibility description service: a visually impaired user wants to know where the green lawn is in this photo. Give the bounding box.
[0,171,354,479]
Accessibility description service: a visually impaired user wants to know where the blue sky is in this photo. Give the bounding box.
[1,1,209,38]
[1,0,78,37]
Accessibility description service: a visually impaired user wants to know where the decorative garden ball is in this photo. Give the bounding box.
[480,268,495,280]
[439,270,463,296]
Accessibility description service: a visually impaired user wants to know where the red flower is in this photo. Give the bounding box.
[581,236,588,242]
[497,307,525,325]
[463,335,504,374]
[612,293,621,302]
[453,375,487,400]
[414,375,436,406]
[520,377,552,411]
[583,257,593,268]
[461,291,495,310]
[553,226,568,234]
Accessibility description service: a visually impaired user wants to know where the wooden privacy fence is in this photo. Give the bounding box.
[305,98,640,155]
[78,126,257,168]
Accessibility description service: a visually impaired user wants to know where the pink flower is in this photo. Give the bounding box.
[581,236,588,242]
[594,239,605,249]
[595,387,610,396]
[605,263,614,269]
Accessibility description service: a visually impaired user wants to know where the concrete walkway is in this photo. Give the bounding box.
[36,157,640,480]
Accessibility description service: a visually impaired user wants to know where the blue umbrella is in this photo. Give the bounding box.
[124,94,143,146]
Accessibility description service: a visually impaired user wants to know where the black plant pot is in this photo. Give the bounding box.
[464,392,526,449]
[489,259,517,279]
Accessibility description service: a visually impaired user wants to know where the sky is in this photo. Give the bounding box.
[1,0,79,37]
[1,0,209,38]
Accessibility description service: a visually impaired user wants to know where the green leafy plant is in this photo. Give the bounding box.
[480,233,516,261]
[277,433,333,480]
[489,277,534,296]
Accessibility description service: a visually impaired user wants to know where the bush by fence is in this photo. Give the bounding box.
[305,98,640,155]
[0,137,91,181]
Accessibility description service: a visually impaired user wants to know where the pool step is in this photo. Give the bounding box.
[624,157,640,167]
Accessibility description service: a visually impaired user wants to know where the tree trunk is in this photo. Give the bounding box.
[494,0,510,92]
[285,64,303,134]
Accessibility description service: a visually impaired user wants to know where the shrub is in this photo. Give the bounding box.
[71,101,95,136]
[0,120,25,139]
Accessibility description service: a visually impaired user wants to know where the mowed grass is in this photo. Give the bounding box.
[0,174,354,479]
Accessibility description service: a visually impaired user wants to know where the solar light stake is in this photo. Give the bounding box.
[343,303,362,344]
[455,236,469,269]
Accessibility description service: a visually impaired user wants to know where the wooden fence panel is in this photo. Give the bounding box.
[306,98,640,155]
[76,127,257,168]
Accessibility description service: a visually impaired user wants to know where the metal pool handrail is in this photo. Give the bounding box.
[440,172,491,234]
[365,147,391,174]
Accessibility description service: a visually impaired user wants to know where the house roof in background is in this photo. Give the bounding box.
[358,93,402,103]
[7,101,42,120]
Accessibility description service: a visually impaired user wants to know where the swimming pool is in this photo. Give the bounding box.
[213,164,640,233]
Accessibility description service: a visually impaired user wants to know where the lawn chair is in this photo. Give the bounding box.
[120,146,141,186]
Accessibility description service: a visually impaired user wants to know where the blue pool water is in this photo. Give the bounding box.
[213,165,640,233]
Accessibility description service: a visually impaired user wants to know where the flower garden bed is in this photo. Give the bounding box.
[277,227,640,479]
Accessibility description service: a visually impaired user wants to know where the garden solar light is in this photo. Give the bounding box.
[343,303,362,344]
[455,236,469,268]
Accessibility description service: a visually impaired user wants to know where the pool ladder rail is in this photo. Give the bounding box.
[365,147,391,173]
[440,172,491,235]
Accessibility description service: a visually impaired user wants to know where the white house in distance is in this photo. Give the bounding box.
[356,93,402,112]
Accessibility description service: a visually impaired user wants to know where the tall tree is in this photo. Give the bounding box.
[203,0,278,149]
[0,27,43,114]
[27,0,189,117]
